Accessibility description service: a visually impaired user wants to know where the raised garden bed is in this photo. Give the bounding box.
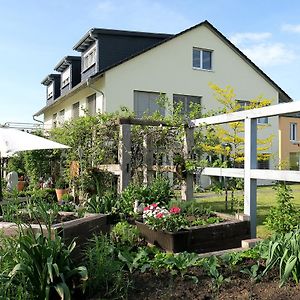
[0,212,110,258]
[135,213,250,253]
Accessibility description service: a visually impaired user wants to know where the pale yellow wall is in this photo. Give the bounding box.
[43,78,105,127]
[279,116,300,168]
[104,24,280,167]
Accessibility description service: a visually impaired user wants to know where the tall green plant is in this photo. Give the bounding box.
[264,182,299,233]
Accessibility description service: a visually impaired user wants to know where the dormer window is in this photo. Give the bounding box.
[47,83,54,99]
[83,46,96,70]
[61,67,70,87]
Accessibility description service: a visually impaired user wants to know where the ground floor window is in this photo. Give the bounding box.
[134,91,165,118]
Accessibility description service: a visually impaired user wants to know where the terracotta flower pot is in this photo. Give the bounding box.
[55,188,67,202]
[17,181,25,191]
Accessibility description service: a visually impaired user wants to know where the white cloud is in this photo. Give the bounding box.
[282,24,300,33]
[230,32,272,46]
[96,0,116,13]
[230,31,297,67]
[241,43,296,67]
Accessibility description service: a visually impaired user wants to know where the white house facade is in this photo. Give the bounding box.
[34,21,292,171]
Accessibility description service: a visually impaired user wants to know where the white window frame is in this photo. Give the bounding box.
[58,109,65,124]
[47,83,54,99]
[83,46,96,71]
[61,67,70,88]
[72,102,80,119]
[52,113,57,128]
[290,122,297,141]
[236,100,269,124]
[192,48,212,71]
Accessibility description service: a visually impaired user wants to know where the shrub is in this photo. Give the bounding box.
[264,182,299,233]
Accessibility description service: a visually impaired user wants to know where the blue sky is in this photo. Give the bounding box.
[1,0,300,124]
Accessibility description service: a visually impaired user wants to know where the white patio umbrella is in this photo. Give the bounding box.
[0,126,70,200]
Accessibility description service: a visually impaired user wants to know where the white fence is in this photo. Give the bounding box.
[190,101,300,238]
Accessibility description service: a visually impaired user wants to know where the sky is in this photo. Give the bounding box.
[1,0,300,125]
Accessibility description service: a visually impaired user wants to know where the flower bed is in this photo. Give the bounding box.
[136,203,250,253]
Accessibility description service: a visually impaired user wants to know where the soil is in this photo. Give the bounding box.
[7,213,78,225]
[127,261,300,300]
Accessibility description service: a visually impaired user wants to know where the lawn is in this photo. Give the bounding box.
[194,184,300,238]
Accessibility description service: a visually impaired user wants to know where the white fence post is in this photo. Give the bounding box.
[244,117,257,238]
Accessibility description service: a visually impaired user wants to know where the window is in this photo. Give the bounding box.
[58,109,65,124]
[61,67,70,87]
[134,91,165,118]
[258,158,270,169]
[47,83,53,99]
[236,100,269,124]
[290,123,297,141]
[52,113,57,128]
[257,117,269,124]
[290,152,300,170]
[83,46,96,70]
[87,94,96,116]
[193,48,212,70]
[72,102,80,119]
[173,94,201,115]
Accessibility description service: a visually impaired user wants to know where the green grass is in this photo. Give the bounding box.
[193,184,300,238]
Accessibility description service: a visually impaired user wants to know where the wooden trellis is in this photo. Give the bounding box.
[97,117,194,201]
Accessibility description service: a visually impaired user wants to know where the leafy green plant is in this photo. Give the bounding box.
[145,214,189,232]
[55,178,68,189]
[240,263,261,299]
[84,235,131,299]
[263,229,300,286]
[85,191,118,214]
[118,248,149,274]
[5,222,87,300]
[264,182,299,233]
[202,256,230,299]
[110,221,140,249]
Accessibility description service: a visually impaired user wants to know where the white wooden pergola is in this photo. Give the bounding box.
[190,100,300,238]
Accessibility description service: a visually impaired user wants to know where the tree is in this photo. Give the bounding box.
[202,84,273,210]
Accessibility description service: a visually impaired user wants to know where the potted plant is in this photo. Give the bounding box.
[55,178,68,202]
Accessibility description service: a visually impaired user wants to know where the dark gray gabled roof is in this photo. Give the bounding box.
[41,74,60,86]
[89,20,292,102]
[54,56,81,72]
[73,28,173,52]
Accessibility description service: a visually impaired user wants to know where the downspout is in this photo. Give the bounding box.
[86,78,105,113]
[33,114,44,124]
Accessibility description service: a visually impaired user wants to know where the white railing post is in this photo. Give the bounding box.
[244,117,257,238]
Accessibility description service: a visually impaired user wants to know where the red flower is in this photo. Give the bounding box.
[144,205,151,211]
[156,212,164,218]
[151,203,158,208]
[169,207,181,214]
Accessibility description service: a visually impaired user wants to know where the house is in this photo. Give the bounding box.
[279,114,300,170]
[34,20,292,170]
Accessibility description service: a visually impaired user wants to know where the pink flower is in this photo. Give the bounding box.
[144,206,150,211]
[169,207,181,214]
[156,212,164,218]
[150,203,158,208]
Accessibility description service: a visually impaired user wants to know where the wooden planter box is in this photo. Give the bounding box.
[0,213,110,259]
[135,214,250,253]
